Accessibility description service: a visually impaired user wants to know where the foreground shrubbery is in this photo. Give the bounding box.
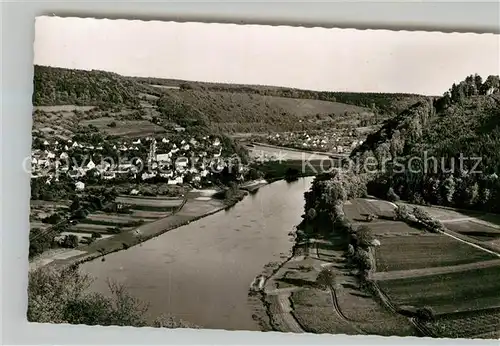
[394,204,444,233]
[298,169,376,278]
[28,266,198,328]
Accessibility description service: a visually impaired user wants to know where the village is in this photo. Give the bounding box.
[255,129,366,154]
[29,132,247,191]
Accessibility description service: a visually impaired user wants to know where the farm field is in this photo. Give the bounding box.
[425,308,500,339]
[290,289,358,335]
[115,196,184,208]
[377,264,500,315]
[444,221,500,242]
[79,117,166,137]
[360,220,423,237]
[84,213,154,225]
[343,198,396,220]
[374,233,497,272]
[69,223,133,234]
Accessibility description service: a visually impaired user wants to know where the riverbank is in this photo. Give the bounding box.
[78,177,314,331]
[252,198,418,336]
[36,190,250,270]
[34,178,290,270]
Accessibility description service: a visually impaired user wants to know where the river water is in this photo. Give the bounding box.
[80,177,313,331]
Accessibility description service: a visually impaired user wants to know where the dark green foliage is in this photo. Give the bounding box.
[31,176,76,201]
[42,213,63,224]
[61,234,79,248]
[28,266,198,328]
[29,228,56,259]
[284,167,300,182]
[415,306,436,322]
[315,268,335,289]
[352,74,500,213]
[33,65,140,107]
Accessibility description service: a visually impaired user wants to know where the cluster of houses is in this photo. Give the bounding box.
[263,130,364,154]
[30,134,246,190]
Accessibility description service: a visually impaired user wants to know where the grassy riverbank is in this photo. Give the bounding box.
[38,189,249,270]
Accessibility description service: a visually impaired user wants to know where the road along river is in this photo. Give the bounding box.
[80,177,313,331]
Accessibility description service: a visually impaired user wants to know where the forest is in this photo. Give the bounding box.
[350,74,500,213]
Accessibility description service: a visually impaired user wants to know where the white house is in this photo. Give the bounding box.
[157,153,172,162]
[213,138,221,146]
[141,172,156,180]
[75,181,85,191]
[133,139,141,145]
[175,157,189,168]
[86,159,96,171]
[102,171,116,180]
[59,152,69,160]
[162,138,169,143]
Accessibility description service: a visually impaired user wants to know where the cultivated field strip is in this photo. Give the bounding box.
[375,234,497,272]
[70,223,134,233]
[86,213,155,224]
[115,196,184,207]
[377,264,500,315]
[426,308,500,339]
[373,258,500,281]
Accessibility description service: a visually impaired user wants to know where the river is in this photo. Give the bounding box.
[80,177,313,331]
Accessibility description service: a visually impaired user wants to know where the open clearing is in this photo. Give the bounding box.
[377,264,500,315]
[375,233,497,272]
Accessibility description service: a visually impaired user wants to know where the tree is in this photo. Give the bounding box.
[441,175,456,205]
[61,234,79,248]
[415,306,436,322]
[28,266,198,328]
[316,268,335,289]
[355,225,374,249]
[307,208,317,221]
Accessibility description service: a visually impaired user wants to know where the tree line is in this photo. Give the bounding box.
[350,74,500,213]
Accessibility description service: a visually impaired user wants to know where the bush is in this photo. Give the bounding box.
[91,232,102,239]
[415,306,436,322]
[42,213,63,225]
[107,121,117,128]
[61,234,79,248]
[28,266,199,328]
[29,228,55,259]
[316,268,335,289]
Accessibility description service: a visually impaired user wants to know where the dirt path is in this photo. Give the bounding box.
[268,293,305,333]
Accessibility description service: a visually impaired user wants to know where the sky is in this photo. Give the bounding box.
[34,16,499,96]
